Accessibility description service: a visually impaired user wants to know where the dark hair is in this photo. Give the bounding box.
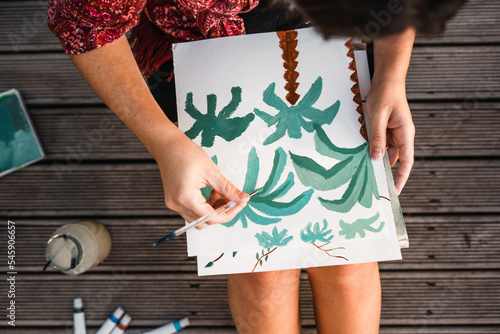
[282,0,467,40]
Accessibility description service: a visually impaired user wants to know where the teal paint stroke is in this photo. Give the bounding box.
[201,147,313,228]
[184,87,255,147]
[339,212,385,239]
[254,76,340,145]
[290,124,379,213]
[300,219,334,244]
[254,227,292,270]
[255,226,293,248]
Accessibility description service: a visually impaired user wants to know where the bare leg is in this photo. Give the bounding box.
[306,262,381,334]
[227,269,302,334]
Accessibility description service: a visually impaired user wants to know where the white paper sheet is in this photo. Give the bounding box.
[173,27,402,275]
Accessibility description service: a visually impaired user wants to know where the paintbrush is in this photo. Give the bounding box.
[152,189,260,247]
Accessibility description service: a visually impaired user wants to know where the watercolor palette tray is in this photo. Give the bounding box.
[173,28,405,275]
[0,89,44,177]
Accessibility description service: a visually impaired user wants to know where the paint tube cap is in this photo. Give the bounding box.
[119,314,132,327]
[113,307,125,320]
[74,298,83,309]
[179,318,190,328]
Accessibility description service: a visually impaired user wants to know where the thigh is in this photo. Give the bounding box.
[227,269,302,334]
[306,262,381,334]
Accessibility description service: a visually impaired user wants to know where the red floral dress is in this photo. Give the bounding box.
[47,0,259,76]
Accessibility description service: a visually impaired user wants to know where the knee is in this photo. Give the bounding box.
[229,269,300,294]
[307,262,380,293]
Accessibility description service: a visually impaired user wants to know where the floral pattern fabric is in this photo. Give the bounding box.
[48,0,258,73]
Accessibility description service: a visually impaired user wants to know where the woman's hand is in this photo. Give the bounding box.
[153,130,250,227]
[370,27,416,195]
[366,79,415,195]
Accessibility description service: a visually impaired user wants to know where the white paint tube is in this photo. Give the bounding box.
[96,307,124,334]
[73,298,87,334]
[141,318,190,334]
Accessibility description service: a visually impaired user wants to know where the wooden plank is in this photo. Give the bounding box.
[1,215,498,273]
[414,0,500,44]
[1,271,498,327]
[27,103,500,161]
[1,0,498,53]
[0,1,61,53]
[0,49,499,106]
[400,159,500,213]
[411,103,500,157]
[0,160,499,217]
[3,327,500,334]
[30,107,151,160]
[406,46,500,100]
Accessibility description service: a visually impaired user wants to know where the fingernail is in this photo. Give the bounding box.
[371,148,384,160]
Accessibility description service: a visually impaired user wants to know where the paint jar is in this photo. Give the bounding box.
[45,220,111,275]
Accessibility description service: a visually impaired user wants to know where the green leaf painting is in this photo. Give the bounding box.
[222,147,314,228]
[254,76,340,145]
[184,87,255,147]
[339,212,385,239]
[300,220,334,244]
[255,226,293,248]
[290,124,379,213]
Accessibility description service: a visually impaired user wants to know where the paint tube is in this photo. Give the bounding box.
[110,313,131,334]
[141,318,190,334]
[73,298,86,334]
[96,307,124,334]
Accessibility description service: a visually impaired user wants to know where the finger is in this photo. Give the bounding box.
[208,170,250,204]
[368,107,390,160]
[205,201,247,226]
[387,146,399,167]
[394,141,414,195]
[195,222,209,230]
[208,189,220,207]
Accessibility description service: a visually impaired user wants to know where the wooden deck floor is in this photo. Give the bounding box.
[1,0,499,333]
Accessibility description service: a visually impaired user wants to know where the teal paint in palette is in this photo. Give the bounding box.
[0,89,44,177]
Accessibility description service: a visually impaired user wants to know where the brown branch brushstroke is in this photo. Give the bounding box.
[252,247,278,272]
[313,242,349,261]
[345,39,368,141]
[277,30,300,105]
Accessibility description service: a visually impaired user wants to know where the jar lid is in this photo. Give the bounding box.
[45,234,82,271]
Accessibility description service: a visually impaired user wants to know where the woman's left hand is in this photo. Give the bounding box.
[366,78,415,195]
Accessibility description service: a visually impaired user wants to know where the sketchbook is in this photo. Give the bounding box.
[173,27,407,275]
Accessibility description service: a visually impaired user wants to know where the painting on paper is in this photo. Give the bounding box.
[173,28,403,275]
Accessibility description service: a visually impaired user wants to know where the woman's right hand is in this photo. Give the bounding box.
[68,35,248,226]
[153,130,250,227]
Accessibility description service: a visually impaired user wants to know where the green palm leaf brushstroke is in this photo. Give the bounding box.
[184,87,255,147]
[299,219,348,261]
[226,147,313,228]
[200,147,313,228]
[339,212,385,239]
[255,226,293,248]
[254,76,340,145]
[253,226,293,271]
[290,124,379,213]
[300,219,334,244]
